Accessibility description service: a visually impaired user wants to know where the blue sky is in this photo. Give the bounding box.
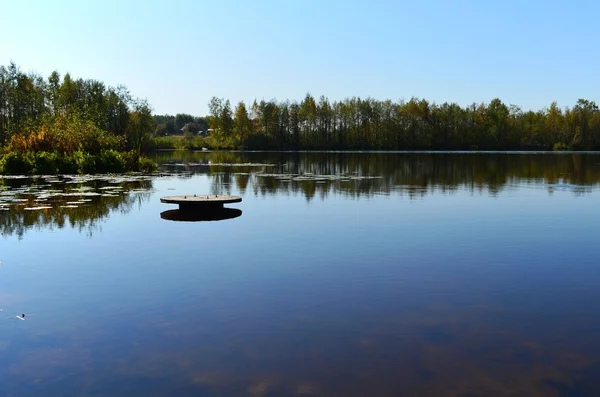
[1,0,599,116]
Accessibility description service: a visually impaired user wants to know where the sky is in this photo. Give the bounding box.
[1,0,599,116]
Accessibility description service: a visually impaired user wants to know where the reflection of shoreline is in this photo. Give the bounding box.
[0,177,154,240]
[160,208,242,222]
[151,152,600,202]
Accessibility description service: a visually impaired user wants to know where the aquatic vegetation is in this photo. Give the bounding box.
[0,150,157,175]
[208,163,277,167]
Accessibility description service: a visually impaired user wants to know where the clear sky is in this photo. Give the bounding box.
[1,0,599,116]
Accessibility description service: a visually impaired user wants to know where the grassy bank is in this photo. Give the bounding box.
[147,136,575,152]
[147,135,213,151]
[0,150,156,175]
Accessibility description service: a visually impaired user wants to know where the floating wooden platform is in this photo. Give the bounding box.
[160,194,242,212]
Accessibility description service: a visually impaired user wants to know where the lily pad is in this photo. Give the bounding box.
[130,189,154,194]
[71,187,96,192]
[63,192,101,197]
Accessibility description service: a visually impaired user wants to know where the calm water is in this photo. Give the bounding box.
[2,152,600,397]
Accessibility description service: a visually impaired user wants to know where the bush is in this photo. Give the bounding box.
[0,151,35,174]
[74,150,97,174]
[553,142,571,151]
[54,153,79,174]
[146,136,180,150]
[95,150,126,173]
[0,149,157,175]
[34,151,59,174]
[5,114,125,155]
[121,150,140,172]
[138,155,157,172]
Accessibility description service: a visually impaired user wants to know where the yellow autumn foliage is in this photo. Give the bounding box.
[4,115,125,155]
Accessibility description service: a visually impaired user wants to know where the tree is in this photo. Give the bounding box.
[175,113,194,131]
[207,97,234,148]
[486,98,509,147]
[47,71,61,116]
[233,101,251,147]
[193,116,209,132]
[127,99,154,153]
[219,99,234,145]
[571,99,599,149]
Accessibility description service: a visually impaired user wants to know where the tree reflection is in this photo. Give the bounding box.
[0,178,153,240]
[151,151,600,202]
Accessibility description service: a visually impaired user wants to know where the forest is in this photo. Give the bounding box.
[197,95,600,151]
[3,61,600,173]
[0,62,156,174]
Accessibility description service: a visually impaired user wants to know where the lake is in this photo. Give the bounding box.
[2,151,600,397]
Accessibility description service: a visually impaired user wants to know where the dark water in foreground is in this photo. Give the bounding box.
[2,151,600,397]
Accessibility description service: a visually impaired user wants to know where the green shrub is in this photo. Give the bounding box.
[0,149,156,175]
[183,136,209,150]
[553,142,571,151]
[54,152,79,174]
[34,151,59,174]
[138,155,157,172]
[121,150,140,172]
[74,150,97,174]
[0,151,35,174]
[147,136,179,150]
[95,150,125,173]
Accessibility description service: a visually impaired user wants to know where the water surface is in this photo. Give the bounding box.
[2,152,600,396]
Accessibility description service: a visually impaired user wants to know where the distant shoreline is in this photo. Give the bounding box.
[147,147,600,155]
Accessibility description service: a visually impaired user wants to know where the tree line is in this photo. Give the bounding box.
[203,95,600,151]
[0,62,155,173]
[3,60,599,156]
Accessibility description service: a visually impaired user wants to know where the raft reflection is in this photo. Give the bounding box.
[159,208,242,222]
